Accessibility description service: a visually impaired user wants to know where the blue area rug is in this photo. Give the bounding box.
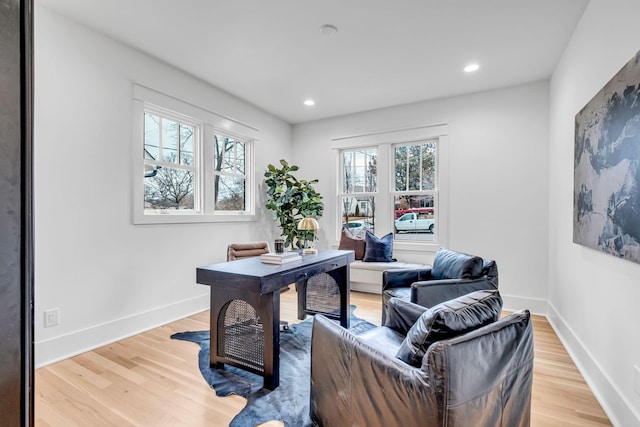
[171,309,375,427]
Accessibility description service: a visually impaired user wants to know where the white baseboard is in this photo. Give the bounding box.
[35,293,210,368]
[348,286,550,317]
[350,281,382,294]
[501,294,548,316]
[547,302,640,427]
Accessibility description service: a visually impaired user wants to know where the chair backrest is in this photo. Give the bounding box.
[482,259,499,287]
[431,247,484,280]
[424,310,533,427]
[227,241,270,261]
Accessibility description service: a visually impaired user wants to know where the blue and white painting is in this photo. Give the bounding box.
[574,50,640,263]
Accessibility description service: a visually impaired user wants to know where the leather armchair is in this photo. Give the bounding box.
[227,241,271,261]
[382,247,498,322]
[310,291,533,427]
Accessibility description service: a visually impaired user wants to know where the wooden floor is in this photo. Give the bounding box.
[35,289,612,427]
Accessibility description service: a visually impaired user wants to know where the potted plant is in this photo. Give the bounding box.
[264,159,324,249]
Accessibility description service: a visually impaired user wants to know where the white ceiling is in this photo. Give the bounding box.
[36,0,589,124]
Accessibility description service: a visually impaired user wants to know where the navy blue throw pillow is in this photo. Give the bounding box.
[363,232,395,262]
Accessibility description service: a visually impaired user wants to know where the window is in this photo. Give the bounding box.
[333,123,448,249]
[133,84,256,224]
[213,135,247,211]
[143,110,198,211]
[393,140,438,242]
[339,148,377,234]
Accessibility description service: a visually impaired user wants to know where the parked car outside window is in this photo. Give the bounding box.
[342,220,374,233]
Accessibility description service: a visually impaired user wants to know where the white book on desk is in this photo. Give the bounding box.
[260,251,300,260]
[260,254,302,264]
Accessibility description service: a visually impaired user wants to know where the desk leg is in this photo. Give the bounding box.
[322,265,350,328]
[337,265,350,328]
[208,288,281,390]
[259,289,280,390]
[298,267,351,328]
[209,290,224,369]
[296,280,307,321]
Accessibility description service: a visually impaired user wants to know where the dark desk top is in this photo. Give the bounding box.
[197,249,354,294]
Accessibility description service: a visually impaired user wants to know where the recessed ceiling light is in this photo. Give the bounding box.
[464,63,480,73]
[319,24,338,36]
[304,99,315,106]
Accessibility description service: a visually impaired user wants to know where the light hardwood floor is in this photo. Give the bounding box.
[35,289,612,427]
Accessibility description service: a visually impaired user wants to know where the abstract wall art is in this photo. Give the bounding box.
[574,49,640,263]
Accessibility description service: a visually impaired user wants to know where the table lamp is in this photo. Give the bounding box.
[298,217,319,254]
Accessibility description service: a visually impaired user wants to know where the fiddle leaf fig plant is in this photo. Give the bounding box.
[264,159,324,249]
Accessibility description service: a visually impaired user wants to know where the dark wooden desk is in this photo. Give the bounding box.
[196,249,354,390]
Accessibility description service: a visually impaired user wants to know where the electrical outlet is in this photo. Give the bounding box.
[44,308,59,328]
[634,366,640,396]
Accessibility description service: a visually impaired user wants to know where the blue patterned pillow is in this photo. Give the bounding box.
[363,232,395,262]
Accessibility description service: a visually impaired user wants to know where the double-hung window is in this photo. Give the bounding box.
[143,109,199,211]
[133,84,256,224]
[334,123,448,250]
[213,135,248,211]
[339,148,377,234]
[393,140,438,242]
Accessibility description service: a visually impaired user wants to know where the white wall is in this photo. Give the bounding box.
[549,0,640,425]
[292,81,550,313]
[34,7,291,367]
[33,2,640,422]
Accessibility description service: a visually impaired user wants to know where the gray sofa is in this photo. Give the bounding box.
[310,290,533,427]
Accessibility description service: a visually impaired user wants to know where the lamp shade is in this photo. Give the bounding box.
[297,217,319,231]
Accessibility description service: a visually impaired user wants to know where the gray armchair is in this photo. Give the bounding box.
[382,247,498,322]
[310,290,533,427]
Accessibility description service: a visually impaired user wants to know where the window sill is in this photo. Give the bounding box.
[133,213,256,225]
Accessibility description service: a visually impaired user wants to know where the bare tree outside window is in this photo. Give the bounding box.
[143,112,196,210]
[214,135,247,211]
[340,148,377,233]
[136,94,255,222]
[144,156,194,209]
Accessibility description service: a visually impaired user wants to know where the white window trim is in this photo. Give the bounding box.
[132,84,258,224]
[332,123,449,252]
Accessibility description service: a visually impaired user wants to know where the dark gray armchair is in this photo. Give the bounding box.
[310,290,533,427]
[382,247,498,322]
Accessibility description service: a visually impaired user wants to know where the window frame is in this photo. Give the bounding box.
[142,106,202,214]
[132,84,258,224]
[391,139,440,243]
[337,147,379,235]
[211,133,252,214]
[333,124,449,252]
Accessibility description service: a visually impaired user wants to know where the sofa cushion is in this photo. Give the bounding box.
[363,232,395,262]
[383,287,411,306]
[350,260,427,272]
[357,326,406,358]
[431,247,483,280]
[395,289,502,367]
[338,228,367,260]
